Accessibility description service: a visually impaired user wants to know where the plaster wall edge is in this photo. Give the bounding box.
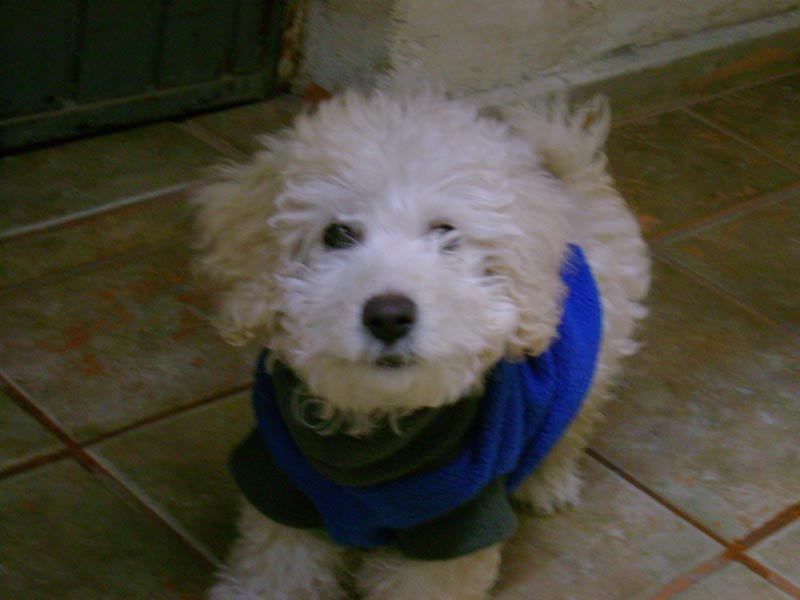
[465,9,800,108]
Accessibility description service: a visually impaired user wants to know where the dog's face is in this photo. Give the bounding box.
[196,91,570,420]
[273,163,521,416]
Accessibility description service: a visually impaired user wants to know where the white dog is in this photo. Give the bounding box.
[195,88,649,600]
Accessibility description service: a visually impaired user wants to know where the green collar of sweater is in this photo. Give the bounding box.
[269,360,483,487]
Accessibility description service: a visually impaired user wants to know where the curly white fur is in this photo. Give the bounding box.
[196,89,649,600]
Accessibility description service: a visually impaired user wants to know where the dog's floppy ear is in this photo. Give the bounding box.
[496,95,612,359]
[500,94,611,183]
[490,181,568,360]
[194,150,285,346]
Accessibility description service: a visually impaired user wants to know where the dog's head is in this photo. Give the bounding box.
[195,90,571,425]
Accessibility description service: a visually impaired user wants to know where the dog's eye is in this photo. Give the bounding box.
[323,223,361,250]
[431,223,459,251]
[432,223,455,235]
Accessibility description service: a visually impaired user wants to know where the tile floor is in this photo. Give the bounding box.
[1,68,798,599]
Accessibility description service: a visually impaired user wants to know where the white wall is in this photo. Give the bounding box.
[295,0,798,95]
[390,0,797,94]
[294,0,394,91]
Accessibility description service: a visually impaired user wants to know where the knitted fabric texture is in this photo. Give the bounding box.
[244,244,602,551]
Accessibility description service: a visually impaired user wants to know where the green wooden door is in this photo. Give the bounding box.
[0,0,283,152]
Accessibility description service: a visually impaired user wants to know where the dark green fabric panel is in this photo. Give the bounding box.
[231,0,269,74]
[0,0,79,117]
[1,73,271,151]
[396,478,517,560]
[77,0,159,102]
[0,0,282,150]
[159,0,238,86]
[232,430,323,529]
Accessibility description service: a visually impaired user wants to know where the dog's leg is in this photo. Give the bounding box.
[209,503,348,600]
[511,395,605,515]
[357,545,501,600]
[511,429,586,515]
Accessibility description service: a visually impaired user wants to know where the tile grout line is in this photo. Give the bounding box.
[646,548,800,600]
[81,382,250,447]
[586,448,730,547]
[0,185,200,292]
[0,182,198,243]
[0,370,217,569]
[590,446,800,599]
[723,503,800,599]
[646,553,730,600]
[735,553,800,599]
[736,502,800,549]
[85,448,220,569]
[609,67,800,129]
[0,233,195,295]
[645,180,800,246]
[176,120,250,162]
[0,448,72,482]
[680,66,800,108]
[652,252,795,335]
[1,370,86,458]
[682,106,800,176]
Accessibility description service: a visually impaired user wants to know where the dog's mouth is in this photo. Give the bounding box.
[372,352,417,369]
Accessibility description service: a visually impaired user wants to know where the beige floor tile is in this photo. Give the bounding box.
[0,388,63,470]
[0,123,222,236]
[0,459,212,599]
[690,73,800,169]
[661,192,800,331]
[495,458,720,600]
[673,562,792,599]
[90,394,253,560]
[750,519,800,589]
[593,260,800,542]
[0,187,193,289]
[0,243,253,442]
[187,95,301,156]
[606,111,797,238]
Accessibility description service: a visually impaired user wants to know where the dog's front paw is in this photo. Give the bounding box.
[511,468,583,516]
[208,573,346,600]
[207,577,249,600]
[210,506,348,600]
[358,546,500,600]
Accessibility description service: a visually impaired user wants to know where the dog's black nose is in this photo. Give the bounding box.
[362,294,417,344]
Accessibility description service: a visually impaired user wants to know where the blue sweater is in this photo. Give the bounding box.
[237,244,602,557]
